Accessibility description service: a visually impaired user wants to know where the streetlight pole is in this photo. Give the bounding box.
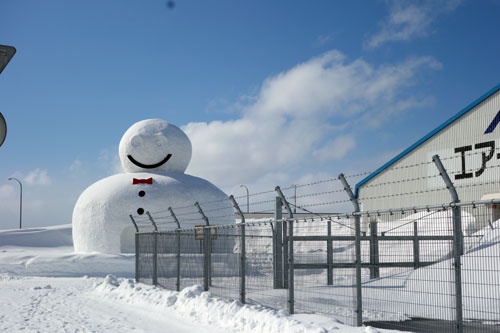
[240,184,249,213]
[8,177,22,229]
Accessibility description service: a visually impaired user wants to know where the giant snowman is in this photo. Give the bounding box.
[72,119,234,253]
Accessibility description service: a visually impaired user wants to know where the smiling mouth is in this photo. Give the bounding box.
[127,154,172,169]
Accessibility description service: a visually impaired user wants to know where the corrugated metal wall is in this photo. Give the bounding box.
[358,89,500,212]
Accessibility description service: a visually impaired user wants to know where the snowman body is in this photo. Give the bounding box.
[72,119,234,253]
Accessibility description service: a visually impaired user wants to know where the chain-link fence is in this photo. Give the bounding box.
[133,155,500,332]
[135,200,500,332]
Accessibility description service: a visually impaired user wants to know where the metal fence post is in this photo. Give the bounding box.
[288,219,295,314]
[327,220,333,285]
[369,221,379,279]
[432,154,463,333]
[153,232,158,286]
[283,216,289,289]
[146,212,158,286]
[135,232,140,283]
[413,222,420,270]
[273,196,284,289]
[129,214,139,233]
[275,186,294,314]
[130,215,140,282]
[230,195,246,304]
[339,173,363,327]
[168,207,182,292]
[147,211,158,232]
[195,202,212,291]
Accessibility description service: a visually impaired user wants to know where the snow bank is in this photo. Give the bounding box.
[0,224,135,277]
[0,224,73,247]
[93,275,389,333]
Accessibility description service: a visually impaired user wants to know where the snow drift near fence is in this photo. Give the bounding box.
[0,225,135,277]
[94,274,352,333]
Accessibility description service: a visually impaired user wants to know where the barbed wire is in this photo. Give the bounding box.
[129,144,500,232]
[364,146,500,175]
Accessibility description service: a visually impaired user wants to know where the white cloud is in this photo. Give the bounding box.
[316,33,336,46]
[0,184,15,198]
[69,159,83,172]
[365,0,463,49]
[313,135,356,161]
[23,168,51,186]
[184,50,441,189]
[0,184,18,220]
[98,148,122,175]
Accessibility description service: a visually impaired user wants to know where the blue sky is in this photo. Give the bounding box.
[1,0,500,228]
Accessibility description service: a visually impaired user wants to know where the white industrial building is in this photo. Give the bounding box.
[355,83,500,224]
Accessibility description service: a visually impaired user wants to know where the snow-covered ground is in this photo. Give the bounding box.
[2,217,499,332]
[0,224,401,333]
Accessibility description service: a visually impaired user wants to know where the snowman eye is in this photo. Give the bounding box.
[130,135,144,148]
[154,134,168,148]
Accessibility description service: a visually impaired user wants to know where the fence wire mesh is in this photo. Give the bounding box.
[132,155,500,332]
[135,200,500,332]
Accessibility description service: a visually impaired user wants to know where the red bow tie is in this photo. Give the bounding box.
[132,177,153,185]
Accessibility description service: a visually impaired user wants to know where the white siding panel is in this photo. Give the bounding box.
[359,90,500,211]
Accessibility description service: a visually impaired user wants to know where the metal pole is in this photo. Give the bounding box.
[152,231,158,286]
[369,221,379,279]
[129,215,139,233]
[146,211,158,232]
[203,225,211,291]
[8,177,22,229]
[169,207,182,292]
[135,232,139,282]
[275,186,294,314]
[130,214,140,283]
[230,195,246,304]
[288,218,294,314]
[145,212,158,286]
[432,154,463,333]
[293,184,297,214]
[273,196,284,289]
[275,186,293,219]
[195,202,212,290]
[327,220,333,285]
[338,173,363,327]
[240,185,249,213]
[195,202,209,226]
[413,222,420,269]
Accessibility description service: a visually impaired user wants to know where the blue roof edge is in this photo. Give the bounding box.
[354,82,500,199]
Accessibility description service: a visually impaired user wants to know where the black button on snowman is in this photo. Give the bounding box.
[72,119,234,253]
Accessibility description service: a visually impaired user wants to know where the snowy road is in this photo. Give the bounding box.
[0,226,401,333]
[0,276,226,333]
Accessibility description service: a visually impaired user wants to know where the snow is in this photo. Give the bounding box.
[0,224,400,332]
[118,119,192,174]
[72,172,234,253]
[3,214,499,332]
[72,119,234,254]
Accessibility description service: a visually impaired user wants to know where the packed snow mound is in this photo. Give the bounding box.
[0,273,392,333]
[467,219,500,253]
[119,119,192,174]
[372,209,475,235]
[2,221,500,331]
[72,119,234,254]
[0,224,73,247]
[0,225,135,277]
[72,172,234,253]
[93,275,365,333]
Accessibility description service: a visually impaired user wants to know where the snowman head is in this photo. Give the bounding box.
[119,119,192,174]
